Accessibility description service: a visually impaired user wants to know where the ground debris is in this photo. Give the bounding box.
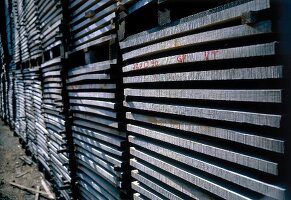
[0,121,55,200]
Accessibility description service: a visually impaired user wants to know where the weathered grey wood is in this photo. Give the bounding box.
[123,66,282,83]
[129,136,285,199]
[78,181,107,200]
[126,112,284,153]
[70,0,114,28]
[131,170,184,200]
[128,125,278,174]
[123,21,272,60]
[70,105,117,118]
[120,0,271,49]
[76,152,118,178]
[42,71,61,77]
[130,151,251,200]
[131,181,164,200]
[9,182,52,198]
[124,89,281,103]
[67,83,116,90]
[72,126,124,147]
[41,57,62,69]
[124,101,281,128]
[44,114,65,125]
[68,61,113,77]
[69,0,97,15]
[44,89,62,94]
[73,135,123,157]
[68,91,115,99]
[123,43,276,72]
[74,141,123,167]
[43,93,62,100]
[74,118,125,137]
[73,24,115,47]
[77,163,122,197]
[70,99,116,109]
[41,179,55,199]
[44,83,62,89]
[42,65,62,73]
[133,193,145,200]
[67,74,110,83]
[73,12,115,40]
[77,173,117,200]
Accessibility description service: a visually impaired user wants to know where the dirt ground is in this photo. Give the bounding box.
[0,120,54,200]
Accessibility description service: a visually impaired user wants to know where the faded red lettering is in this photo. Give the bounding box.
[204,51,210,61]
[177,54,187,63]
[204,50,220,61]
[211,50,220,59]
[133,59,159,71]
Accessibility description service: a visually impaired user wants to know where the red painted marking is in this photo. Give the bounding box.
[177,54,187,63]
[204,51,210,61]
[211,50,220,59]
[132,59,160,70]
[204,50,220,61]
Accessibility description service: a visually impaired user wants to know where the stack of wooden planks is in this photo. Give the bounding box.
[14,69,26,142]
[120,0,286,199]
[41,58,73,200]
[23,67,40,156]
[68,0,117,52]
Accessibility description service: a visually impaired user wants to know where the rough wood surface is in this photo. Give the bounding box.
[129,136,285,199]
[124,101,281,127]
[124,89,281,103]
[123,43,277,72]
[126,112,284,153]
[124,66,282,83]
[123,21,272,60]
[120,0,271,49]
[128,125,278,175]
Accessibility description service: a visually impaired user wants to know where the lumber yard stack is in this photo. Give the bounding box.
[41,58,74,200]
[0,0,290,199]
[120,0,288,199]
[66,0,134,199]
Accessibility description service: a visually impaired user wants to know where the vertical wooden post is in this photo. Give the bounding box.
[281,0,291,198]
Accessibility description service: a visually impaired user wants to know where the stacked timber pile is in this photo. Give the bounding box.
[0,36,10,124]
[16,0,29,62]
[41,58,73,200]
[14,69,26,143]
[8,63,16,128]
[25,0,42,60]
[32,71,51,173]
[38,0,64,53]
[121,0,286,199]
[67,0,130,199]
[12,0,21,63]
[66,59,127,199]
[23,67,40,156]
[0,42,4,119]
[68,0,117,52]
